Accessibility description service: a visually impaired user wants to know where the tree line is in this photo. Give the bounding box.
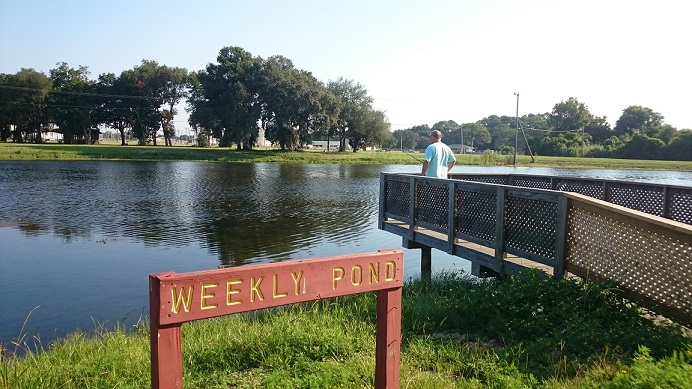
[0,46,390,151]
[387,98,691,161]
[1,46,690,159]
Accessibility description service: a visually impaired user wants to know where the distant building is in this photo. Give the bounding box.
[309,140,351,150]
[446,144,475,154]
[42,130,64,142]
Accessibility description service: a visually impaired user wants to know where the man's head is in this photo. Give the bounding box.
[429,130,442,142]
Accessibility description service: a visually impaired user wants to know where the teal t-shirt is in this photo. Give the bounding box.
[424,142,456,178]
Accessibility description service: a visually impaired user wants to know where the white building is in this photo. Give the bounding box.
[446,144,475,154]
[310,140,351,150]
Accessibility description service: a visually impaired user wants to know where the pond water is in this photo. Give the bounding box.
[0,160,690,346]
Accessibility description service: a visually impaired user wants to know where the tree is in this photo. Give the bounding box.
[650,123,677,144]
[479,115,515,150]
[158,65,190,146]
[460,122,491,149]
[95,72,137,145]
[408,124,432,143]
[259,56,327,151]
[118,60,169,145]
[388,129,421,150]
[0,73,14,141]
[346,108,391,152]
[585,115,612,144]
[431,120,459,139]
[187,70,221,148]
[533,133,586,157]
[327,78,374,152]
[188,47,261,149]
[48,62,97,144]
[4,68,52,142]
[614,106,663,137]
[614,132,665,160]
[432,120,466,150]
[548,97,593,156]
[312,87,340,150]
[601,135,624,155]
[663,130,692,161]
[520,113,551,151]
[549,98,592,131]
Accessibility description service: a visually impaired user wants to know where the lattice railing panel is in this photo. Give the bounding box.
[452,175,508,185]
[505,197,558,259]
[669,188,692,225]
[384,179,410,219]
[512,176,552,189]
[554,179,604,199]
[566,205,692,318]
[455,188,497,242]
[607,184,664,217]
[416,183,449,229]
[449,174,692,226]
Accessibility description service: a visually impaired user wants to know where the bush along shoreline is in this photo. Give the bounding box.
[1,269,691,388]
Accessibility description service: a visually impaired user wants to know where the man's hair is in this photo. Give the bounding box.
[430,130,442,139]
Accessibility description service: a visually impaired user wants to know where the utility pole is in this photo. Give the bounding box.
[513,92,519,166]
[460,125,464,154]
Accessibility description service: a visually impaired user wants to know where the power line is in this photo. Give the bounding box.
[518,119,581,133]
[0,100,187,117]
[0,85,162,100]
[0,100,129,111]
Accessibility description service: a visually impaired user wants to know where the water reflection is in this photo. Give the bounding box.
[0,161,379,266]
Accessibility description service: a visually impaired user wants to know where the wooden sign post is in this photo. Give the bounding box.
[149,250,404,388]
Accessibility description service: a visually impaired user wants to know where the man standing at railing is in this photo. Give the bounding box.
[421,130,456,178]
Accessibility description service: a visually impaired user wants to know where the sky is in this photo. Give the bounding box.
[1,0,690,132]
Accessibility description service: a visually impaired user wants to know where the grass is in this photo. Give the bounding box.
[2,270,690,388]
[1,142,691,170]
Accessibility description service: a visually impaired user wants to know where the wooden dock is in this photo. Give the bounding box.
[379,173,692,326]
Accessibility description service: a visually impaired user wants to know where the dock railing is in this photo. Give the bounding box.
[448,173,692,225]
[379,172,692,326]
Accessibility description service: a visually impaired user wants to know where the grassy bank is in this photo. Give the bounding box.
[1,142,691,170]
[2,270,690,388]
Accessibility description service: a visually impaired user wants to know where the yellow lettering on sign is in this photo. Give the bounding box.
[385,260,396,281]
[226,279,242,306]
[201,283,218,310]
[291,271,303,295]
[351,265,362,286]
[171,286,194,314]
[273,274,288,298]
[369,262,380,284]
[250,276,264,302]
[333,267,345,289]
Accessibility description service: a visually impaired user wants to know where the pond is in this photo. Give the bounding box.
[0,160,690,346]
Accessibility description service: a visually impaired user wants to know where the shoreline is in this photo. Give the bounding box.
[1,142,692,171]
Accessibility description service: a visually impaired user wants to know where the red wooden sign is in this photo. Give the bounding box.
[149,250,403,389]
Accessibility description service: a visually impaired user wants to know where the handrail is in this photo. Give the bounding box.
[379,172,692,326]
[448,173,692,225]
[380,173,568,276]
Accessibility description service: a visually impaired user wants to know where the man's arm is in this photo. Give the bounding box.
[447,161,455,172]
[421,160,429,176]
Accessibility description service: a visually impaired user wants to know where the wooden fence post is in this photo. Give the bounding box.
[149,275,183,389]
[375,287,402,389]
